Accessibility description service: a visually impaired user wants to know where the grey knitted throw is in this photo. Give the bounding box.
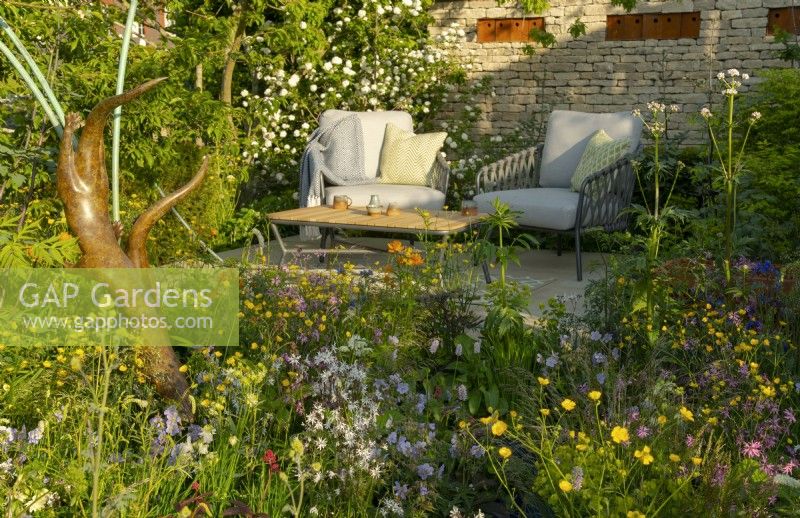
[299,114,372,210]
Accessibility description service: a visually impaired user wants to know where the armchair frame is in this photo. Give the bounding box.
[476,144,637,281]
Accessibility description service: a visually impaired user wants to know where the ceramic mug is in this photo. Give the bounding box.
[333,195,352,210]
[386,203,401,216]
[461,199,478,216]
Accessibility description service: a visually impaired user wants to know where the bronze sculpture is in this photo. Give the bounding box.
[57,78,207,414]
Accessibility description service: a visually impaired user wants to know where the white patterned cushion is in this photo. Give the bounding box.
[378,123,447,186]
[570,130,630,192]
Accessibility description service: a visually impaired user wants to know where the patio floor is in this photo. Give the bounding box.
[220,235,607,318]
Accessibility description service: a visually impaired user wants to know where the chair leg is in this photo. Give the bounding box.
[575,227,583,282]
[556,233,563,256]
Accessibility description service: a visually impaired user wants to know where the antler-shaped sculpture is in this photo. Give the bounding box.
[57,78,207,415]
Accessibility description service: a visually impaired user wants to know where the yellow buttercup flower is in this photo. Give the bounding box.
[537,376,550,386]
[588,390,602,401]
[498,447,512,460]
[669,453,681,462]
[634,445,654,465]
[692,457,702,466]
[611,426,629,444]
[540,408,551,417]
[561,399,577,411]
[627,511,646,518]
[657,415,667,425]
[491,420,508,436]
[679,406,694,422]
[558,479,573,492]
[480,416,494,425]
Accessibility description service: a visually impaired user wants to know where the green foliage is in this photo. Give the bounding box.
[736,68,800,262]
[774,28,800,64]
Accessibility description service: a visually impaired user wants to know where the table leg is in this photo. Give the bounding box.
[270,222,289,264]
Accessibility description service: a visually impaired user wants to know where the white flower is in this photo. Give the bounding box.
[240,89,249,97]
[632,108,641,118]
[228,435,238,446]
[742,73,750,80]
[700,107,713,119]
[331,56,343,65]
[376,5,385,15]
[310,84,318,92]
[724,87,738,95]
[727,68,740,77]
[670,104,680,113]
[287,74,300,87]
[750,111,762,122]
[358,9,367,18]
[300,21,307,30]
[323,61,333,71]
[717,72,725,80]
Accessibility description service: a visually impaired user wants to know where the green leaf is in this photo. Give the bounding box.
[468,390,482,414]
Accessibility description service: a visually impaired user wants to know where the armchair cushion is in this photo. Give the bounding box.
[318,110,413,179]
[539,110,642,189]
[379,123,447,186]
[570,130,630,192]
[324,184,445,211]
[474,188,581,231]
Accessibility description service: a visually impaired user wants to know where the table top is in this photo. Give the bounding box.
[268,206,486,235]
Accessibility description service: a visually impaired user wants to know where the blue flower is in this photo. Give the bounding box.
[545,353,559,368]
[596,372,607,385]
[590,331,602,341]
[416,394,427,414]
[164,406,182,436]
[416,463,434,480]
[393,481,409,500]
[592,352,607,365]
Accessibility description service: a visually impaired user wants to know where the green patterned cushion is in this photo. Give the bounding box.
[378,123,447,186]
[570,130,630,192]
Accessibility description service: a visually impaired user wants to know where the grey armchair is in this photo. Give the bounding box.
[474,110,643,281]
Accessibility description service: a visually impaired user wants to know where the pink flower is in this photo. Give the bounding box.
[781,460,798,474]
[741,441,762,458]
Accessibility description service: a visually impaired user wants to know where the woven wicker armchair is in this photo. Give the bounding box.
[474,110,643,281]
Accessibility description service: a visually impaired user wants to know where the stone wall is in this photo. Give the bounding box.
[429,0,796,145]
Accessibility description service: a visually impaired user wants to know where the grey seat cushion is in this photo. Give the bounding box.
[318,110,413,179]
[539,110,643,188]
[325,184,445,211]
[474,188,580,231]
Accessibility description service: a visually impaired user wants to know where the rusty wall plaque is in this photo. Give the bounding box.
[607,14,643,41]
[680,12,701,38]
[495,19,515,42]
[478,17,545,43]
[477,19,496,42]
[659,13,682,39]
[767,7,800,36]
[642,14,663,39]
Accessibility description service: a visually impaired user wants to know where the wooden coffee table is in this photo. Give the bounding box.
[267,206,490,280]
